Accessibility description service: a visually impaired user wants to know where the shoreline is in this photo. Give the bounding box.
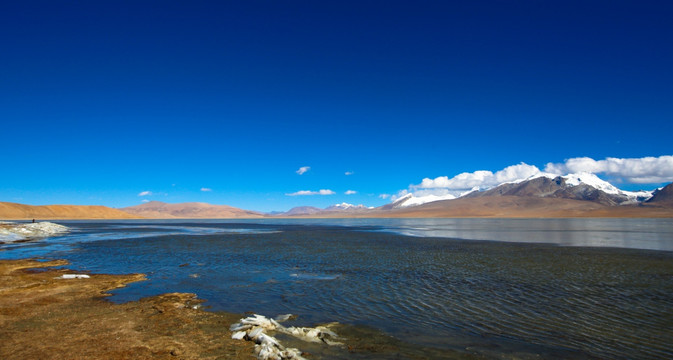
[0,258,466,360]
[0,258,254,359]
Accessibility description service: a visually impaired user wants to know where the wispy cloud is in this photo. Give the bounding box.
[296,166,311,175]
[286,189,335,196]
[545,155,673,183]
[345,190,357,195]
[200,187,212,192]
[345,171,354,176]
[379,194,391,199]
[141,199,150,203]
[138,191,152,196]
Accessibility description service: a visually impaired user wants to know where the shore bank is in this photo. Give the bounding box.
[0,259,253,359]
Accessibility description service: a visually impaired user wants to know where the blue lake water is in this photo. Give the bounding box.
[2,218,672,359]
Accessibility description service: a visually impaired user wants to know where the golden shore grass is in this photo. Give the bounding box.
[0,259,253,359]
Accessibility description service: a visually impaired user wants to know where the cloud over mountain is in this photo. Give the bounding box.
[138,191,152,196]
[414,163,541,192]
[394,155,673,203]
[545,156,673,184]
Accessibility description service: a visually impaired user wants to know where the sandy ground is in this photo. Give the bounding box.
[0,202,141,220]
[0,259,254,359]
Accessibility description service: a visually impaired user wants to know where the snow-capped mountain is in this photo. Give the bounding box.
[388,193,456,209]
[324,202,371,211]
[275,203,372,216]
[391,172,656,208]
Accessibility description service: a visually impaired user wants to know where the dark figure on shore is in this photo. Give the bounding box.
[32,219,35,223]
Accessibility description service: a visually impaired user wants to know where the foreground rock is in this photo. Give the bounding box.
[230,314,342,359]
[0,259,253,359]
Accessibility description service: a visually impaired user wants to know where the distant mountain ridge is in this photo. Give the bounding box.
[275,202,371,216]
[463,174,650,206]
[393,172,655,209]
[2,175,671,220]
[198,175,672,218]
[121,201,263,219]
[647,183,673,204]
[0,202,140,220]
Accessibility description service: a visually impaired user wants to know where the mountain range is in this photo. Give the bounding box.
[0,202,138,220]
[1,174,672,219]
[120,201,264,219]
[274,203,371,216]
[285,173,673,218]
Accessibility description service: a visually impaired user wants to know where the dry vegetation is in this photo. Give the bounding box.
[0,259,253,359]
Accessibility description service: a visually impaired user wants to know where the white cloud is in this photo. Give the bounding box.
[296,166,310,175]
[345,171,354,176]
[345,190,357,195]
[545,155,673,183]
[286,189,335,196]
[415,163,542,191]
[201,187,212,192]
[138,191,152,196]
[390,155,673,205]
[379,194,391,199]
[141,199,150,203]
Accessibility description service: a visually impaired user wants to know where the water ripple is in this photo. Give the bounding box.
[4,220,673,359]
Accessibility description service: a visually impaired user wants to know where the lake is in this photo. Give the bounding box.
[2,218,672,359]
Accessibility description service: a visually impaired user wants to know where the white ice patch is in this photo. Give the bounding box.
[230,314,342,360]
[57,274,91,279]
[0,222,69,243]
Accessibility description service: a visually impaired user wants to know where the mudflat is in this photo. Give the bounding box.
[0,259,253,359]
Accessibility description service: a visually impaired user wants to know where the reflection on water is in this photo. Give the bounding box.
[1,218,672,359]
[381,218,673,251]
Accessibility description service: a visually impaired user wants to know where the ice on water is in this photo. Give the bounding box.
[0,222,69,243]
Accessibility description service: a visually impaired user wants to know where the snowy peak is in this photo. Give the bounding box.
[389,193,456,209]
[325,202,370,211]
[276,203,372,216]
[464,172,654,206]
[394,172,657,209]
[561,172,622,195]
[558,173,652,203]
[390,194,414,208]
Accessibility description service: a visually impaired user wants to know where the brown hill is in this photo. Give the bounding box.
[0,202,141,220]
[464,176,634,206]
[374,196,673,218]
[277,206,324,216]
[647,183,673,204]
[121,201,264,219]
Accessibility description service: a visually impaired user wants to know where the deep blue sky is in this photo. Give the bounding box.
[1,1,672,211]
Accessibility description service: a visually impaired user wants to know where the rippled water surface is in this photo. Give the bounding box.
[2,218,673,359]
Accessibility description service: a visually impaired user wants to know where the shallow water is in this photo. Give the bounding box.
[2,218,672,359]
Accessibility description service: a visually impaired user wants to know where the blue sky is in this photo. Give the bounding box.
[1,1,672,212]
